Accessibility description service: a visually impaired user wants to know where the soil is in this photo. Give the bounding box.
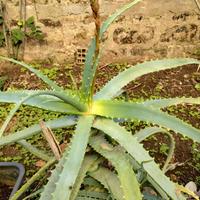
[0,61,200,196]
[0,183,12,200]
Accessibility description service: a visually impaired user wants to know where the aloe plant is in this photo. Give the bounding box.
[0,0,200,199]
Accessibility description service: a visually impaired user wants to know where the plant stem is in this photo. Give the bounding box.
[194,0,200,11]
[89,0,100,105]
[33,0,39,21]
[69,71,78,90]
[0,102,21,137]
[21,0,27,60]
[10,158,56,200]
[0,1,11,56]
[162,132,176,173]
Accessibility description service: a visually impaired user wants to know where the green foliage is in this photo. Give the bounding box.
[13,17,44,45]
[0,0,200,200]
[0,75,7,90]
[0,15,3,25]
[0,103,73,177]
[11,17,44,45]
[0,15,44,59]
[11,28,25,46]
[41,67,59,80]
[192,48,200,58]
[159,144,169,156]
[191,143,200,171]
[25,16,45,41]
[195,83,200,91]
[0,30,4,47]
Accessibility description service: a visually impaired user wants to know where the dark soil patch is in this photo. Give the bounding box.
[0,183,12,200]
[143,133,200,186]
[0,63,44,90]
[125,64,200,98]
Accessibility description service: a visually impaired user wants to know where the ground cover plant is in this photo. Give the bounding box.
[0,0,200,199]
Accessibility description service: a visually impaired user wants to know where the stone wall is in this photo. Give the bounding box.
[1,0,200,63]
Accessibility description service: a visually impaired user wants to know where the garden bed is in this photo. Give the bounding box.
[0,60,200,197]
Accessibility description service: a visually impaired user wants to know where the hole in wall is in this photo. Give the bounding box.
[75,48,87,65]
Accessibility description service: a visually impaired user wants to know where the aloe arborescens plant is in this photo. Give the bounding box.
[0,0,200,199]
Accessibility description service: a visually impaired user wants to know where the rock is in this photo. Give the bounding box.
[185,181,197,193]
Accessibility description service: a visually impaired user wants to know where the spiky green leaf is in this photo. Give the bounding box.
[89,134,142,200]
[0,90,82,137]
[0,116,76,146]
[0,103,21,137]
[81,0,142,97]
[0,90,84,113]
[89,166,123,200]
[18,140,51,161]
[134,127,171,142]
[142,97,200,108]
[40,116,94,200]
[77,191,109,200]
[70,155,99,200]
[91,100,200,143]
[95,58,200,100]
[93,119,186,200]
[39,150,70,200]
[133,127,175,173]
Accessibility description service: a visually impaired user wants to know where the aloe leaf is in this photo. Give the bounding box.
[95,58,200,100]
[39,147,70,200]
[40,116,94,200]
[0,56,62,91]
[92,100,200,143]
[142,97,200,108]
[0,90,84,113]
[0,103,21,137]
[134,127,172,143]
[89,166,124,200]
[18,139,52,161]
[133,127,175,173]
[0,115,76,146]
[77,191,109,199]
[69,155,99,200]
[89,134,142,200]
[100,0,142,36]
[0,90,83,137]
[0,93,78,113]
[93,119,186,200]
[81,0,142,97]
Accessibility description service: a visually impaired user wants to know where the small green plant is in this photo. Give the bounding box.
[11,16,44,59]
[0,0,200,199]
[0,12,44,59]
[159,143,170,156]
[41,67,59,80]
[195,83,200,91]
[25,16,45,41]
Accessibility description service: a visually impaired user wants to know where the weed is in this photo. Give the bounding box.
[159,143,169,156]
[195,83,200,91]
